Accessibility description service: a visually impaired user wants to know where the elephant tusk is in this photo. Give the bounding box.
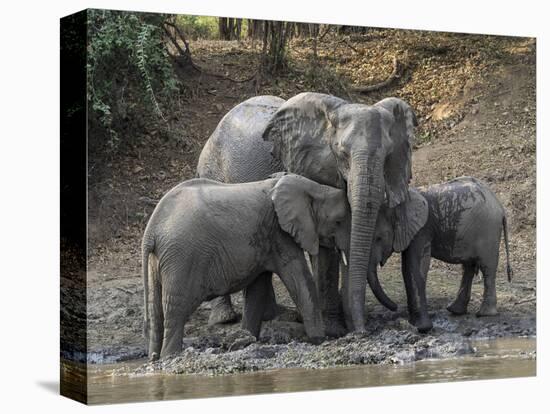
[304,252,314,276]
[341,250,348,267]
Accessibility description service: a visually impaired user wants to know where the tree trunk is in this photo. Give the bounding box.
[308,24,319,80]
[228,18,234,39]
[248,19,263,39]
[220,18,244,40]
[235,19,242,40]
[162,20,193,69]
[260,20,292,74]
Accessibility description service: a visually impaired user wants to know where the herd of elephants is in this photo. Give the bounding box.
[141,92,513,360]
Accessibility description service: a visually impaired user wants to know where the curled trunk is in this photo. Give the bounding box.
[367,268,398,311]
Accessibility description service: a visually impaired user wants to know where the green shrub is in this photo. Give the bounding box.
[87,10,181,150]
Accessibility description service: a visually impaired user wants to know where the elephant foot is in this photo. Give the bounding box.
[208,301,239,325]
[149,352,159,362]
[447,301,468,316]
[409,314,433,334]
[308,335,325,345]
[325,318,348,338]
[209,308,239,325]
[416,320,433,334]
[476,303,498,317]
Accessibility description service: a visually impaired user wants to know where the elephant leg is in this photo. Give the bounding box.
[260,274,283,322]
[160,294,202,357]
[208,295,239,325]
[276,252,324,343]
[401,236,432,333]
[447,264,476,315]
[242,272,271,338]
[314,247,347,337]
[477,260,499,317]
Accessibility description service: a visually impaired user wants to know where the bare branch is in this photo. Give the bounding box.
[318,25,332,41]
[164,21,190,54]
[162,25,189,59]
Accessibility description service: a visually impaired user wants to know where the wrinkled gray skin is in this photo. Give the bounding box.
[197,96,285,326]
[366,187,430,315]
[372,177,513,333]
[142,174,351,359]
[198,93,418,333]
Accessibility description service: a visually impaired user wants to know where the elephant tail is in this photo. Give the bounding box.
[502,215,513,282]
[143,239,163,359]
[142,243,151,352]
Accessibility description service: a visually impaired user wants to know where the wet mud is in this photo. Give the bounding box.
[82,252,536,376]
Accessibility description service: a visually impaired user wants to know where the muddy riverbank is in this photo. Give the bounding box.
[74,337,535,404]
[80,248,536,375]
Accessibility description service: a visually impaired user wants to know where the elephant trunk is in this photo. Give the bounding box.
[344,151,384,332]
[367,267,398,311]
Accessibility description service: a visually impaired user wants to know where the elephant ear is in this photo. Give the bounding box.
[392,188,428,252]
[270,174,319,256]
[375,98,417,208]
[375,97,418,143]
[262,92,347,187]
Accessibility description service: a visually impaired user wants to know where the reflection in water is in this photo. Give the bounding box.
[82,337,535,405]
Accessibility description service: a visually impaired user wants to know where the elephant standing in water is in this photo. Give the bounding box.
[197,92,418,333]
[369,177,512,332]
[142,174,353,359]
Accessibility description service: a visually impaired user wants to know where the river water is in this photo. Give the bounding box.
[72,337,535,405]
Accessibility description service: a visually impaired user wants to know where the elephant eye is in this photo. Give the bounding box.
[336,146,349,159]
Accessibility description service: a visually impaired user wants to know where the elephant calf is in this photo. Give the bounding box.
[142,174,352,359]
[372,177,512,332]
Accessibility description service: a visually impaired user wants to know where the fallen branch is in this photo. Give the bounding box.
[139,196,160,206]
[115,287,135,295]
[351,55,400,93]
[514,295,536,306]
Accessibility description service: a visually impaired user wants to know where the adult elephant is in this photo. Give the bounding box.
[197,96,286,326]
[197,92,418,333]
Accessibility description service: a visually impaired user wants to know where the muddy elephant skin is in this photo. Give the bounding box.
[372,177,512,332]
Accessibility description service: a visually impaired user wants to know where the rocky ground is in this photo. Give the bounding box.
[78,30,536,375]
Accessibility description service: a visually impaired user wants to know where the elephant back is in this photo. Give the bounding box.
[197,96,285,183]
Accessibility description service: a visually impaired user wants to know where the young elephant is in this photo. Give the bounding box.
[142,174,352,359]
[373,177,512,332]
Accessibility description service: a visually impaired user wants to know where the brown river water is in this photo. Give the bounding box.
[64,337,535,405]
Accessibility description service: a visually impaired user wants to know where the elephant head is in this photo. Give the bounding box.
[369,187,429,311]
[270,173,351,261]
[263,92,418,331]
